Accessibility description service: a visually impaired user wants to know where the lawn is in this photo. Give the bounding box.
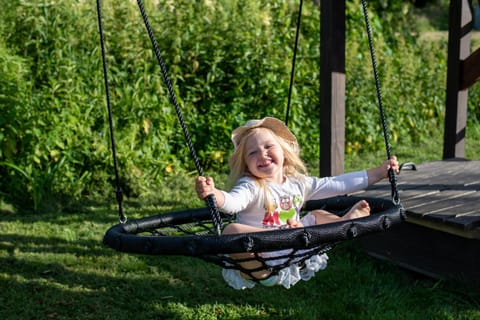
[1,141,480,320]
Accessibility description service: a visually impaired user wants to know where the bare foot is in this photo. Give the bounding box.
[286,218,304,228]
[343,200,371,220]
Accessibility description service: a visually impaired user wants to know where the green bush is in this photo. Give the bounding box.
[0,0,112,211]
[0,0,478,212]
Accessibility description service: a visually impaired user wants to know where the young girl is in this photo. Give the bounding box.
[195,117,399,289]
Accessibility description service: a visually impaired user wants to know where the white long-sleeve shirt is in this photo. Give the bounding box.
[220,171,368,229]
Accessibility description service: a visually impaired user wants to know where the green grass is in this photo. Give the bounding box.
[1,204,479,320]
[2,137,480,320]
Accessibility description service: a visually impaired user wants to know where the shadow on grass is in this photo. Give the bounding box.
[0,195,207,226]
[0,230,314,319]
[2,214,480,319]
[0,233,111,258]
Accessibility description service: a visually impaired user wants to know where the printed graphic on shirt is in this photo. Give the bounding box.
[262,194,303,228]
[262,198,281,227]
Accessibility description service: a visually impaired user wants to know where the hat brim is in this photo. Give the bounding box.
[231,117,297,149]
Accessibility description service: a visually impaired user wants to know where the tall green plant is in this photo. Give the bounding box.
[0,0,478,212]
[0,1,111,211]
[345,0,449,155]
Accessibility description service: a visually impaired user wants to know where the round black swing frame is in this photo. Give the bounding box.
[103,195,404,257]
[98,0,405,281]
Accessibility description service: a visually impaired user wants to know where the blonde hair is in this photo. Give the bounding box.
[227,127,308,206]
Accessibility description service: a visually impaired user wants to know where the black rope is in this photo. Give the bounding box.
[285,0,304,126]
[96,0,126,223]
[361,0,400,205]
[136,0,222,234]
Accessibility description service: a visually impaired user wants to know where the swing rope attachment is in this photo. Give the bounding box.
[361,0,400,205]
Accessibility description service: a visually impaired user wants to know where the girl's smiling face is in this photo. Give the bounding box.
[244,128,285,183]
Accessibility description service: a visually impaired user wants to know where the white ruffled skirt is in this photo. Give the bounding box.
[221,213,329,289]
[222,252,328,289]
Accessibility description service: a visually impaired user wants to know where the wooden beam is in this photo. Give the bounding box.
[319,0,345,177]
[443,0,472,159]
[460,47,480,90]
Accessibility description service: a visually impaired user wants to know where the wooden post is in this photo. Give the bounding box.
[443,0,472,159]
[319,0,346,177]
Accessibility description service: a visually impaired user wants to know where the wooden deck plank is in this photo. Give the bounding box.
[359,159,480,284]
[357,159,480,238]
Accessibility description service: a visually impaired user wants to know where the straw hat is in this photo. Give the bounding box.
[231,117,298,150]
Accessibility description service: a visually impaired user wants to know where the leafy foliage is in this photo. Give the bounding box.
[0,0,479,212]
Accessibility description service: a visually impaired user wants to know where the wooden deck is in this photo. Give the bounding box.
[353,159,480,284]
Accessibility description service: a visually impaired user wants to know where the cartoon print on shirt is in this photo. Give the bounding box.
[262,198,281,227]
[278,195,297,223]
[262,194,305,228]
[292,194,303,215]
